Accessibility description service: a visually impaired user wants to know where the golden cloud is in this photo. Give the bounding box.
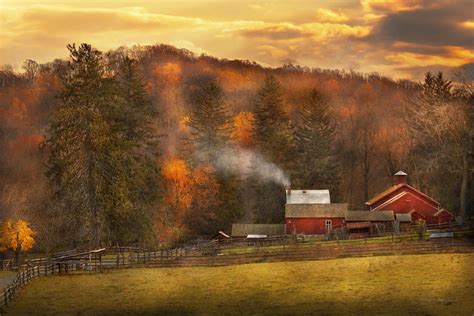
[315,8,349,23]
[386,48,474,68]
[361,0,424,13]
[0,1,472,80]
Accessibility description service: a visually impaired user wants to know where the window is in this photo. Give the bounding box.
[325,220,332,231]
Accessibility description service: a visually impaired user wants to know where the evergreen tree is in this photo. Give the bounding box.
[44,45,160,247]
[185,79,241,233]
[250,76,293,223]
[419,72,453,104]
[45,44,116,247]
[106,57,160,245]
[186,79,232,163]
[253,75,292,167]
[294,89,339,195]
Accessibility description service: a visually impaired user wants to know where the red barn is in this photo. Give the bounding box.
[285,189,347,235]
[366,171,454,225]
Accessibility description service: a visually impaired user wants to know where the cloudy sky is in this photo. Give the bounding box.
[1,0,473,79]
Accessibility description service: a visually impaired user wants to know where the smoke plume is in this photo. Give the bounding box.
[200,146,290,187]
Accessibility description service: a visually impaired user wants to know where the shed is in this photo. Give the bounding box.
[434,209,454,224]
[211,231,230,240]
[345,211,394,238]
[231,224,285,237]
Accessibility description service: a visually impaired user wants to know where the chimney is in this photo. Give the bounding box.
[394,171,407,185]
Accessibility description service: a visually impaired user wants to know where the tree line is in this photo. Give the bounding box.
[0,43,472,250]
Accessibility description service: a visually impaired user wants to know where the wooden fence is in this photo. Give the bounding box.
[1,229,473,310]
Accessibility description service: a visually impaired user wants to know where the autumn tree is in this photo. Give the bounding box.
[231,112,256,147]
[294,89,339,195]
[185,164,221,237]
[159,157,192,242]
[0,219,35,267]
[407,72,473,219]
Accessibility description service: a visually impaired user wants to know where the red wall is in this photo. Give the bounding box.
[370,187,450,224]
[285,217,344,235]
[437,211,454,224]
[370,186,439,210]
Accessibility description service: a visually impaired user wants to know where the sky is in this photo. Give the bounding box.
[1,0,473,79]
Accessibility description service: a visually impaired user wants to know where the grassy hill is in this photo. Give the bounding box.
[8,253,474,315]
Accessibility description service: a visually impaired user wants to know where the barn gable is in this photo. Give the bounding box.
[366,171,453,225]
[370,190,438,213]
[286,190,330,204]
[366,184,439,209]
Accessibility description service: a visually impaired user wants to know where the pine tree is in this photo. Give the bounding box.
[253,75,292,167]
[251,76,293,223]
[419,72,453,105]
[184,79,242,233]
[294,89,339,195]
[44,45,160,247]
[186,79,232,163]
[106,57,160,245]
[45,44,116,247]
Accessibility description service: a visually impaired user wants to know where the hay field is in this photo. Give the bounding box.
[8,253,474,315]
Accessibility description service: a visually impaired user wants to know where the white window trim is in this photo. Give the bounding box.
[325,219,332,231]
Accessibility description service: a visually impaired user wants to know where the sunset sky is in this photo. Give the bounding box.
[1,0,473,79]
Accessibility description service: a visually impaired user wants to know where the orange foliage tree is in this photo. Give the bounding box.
[158,159,223,242]
[0,219,35,266]
[231,112,256,147]
[186,164,221,237]
[158,157,192,243]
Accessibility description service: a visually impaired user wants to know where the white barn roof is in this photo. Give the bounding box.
[286,190,330,204]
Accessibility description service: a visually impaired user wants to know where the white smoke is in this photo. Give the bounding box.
[200,146,290,187]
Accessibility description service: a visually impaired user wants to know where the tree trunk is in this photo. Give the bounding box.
[460,152,468,220]
[15,249,19,268]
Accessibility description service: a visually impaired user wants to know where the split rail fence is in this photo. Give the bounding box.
[0,227,473,310]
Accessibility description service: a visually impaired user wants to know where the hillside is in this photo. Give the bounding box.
[0,43,472,246]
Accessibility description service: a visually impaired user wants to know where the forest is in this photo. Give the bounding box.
[0,43,473,251]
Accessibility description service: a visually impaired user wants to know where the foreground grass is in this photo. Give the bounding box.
[9,253,474,315]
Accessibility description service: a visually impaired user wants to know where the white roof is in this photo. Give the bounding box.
[286,190,330,204]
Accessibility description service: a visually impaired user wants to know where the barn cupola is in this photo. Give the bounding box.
[394,171,407,185]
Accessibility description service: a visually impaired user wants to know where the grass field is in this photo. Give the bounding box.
[8,253,474,315]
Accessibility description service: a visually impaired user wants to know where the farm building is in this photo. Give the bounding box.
[285,189,348,235]
[345,210,395,238]
[366,171,454,225]
[231,224,285,237]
